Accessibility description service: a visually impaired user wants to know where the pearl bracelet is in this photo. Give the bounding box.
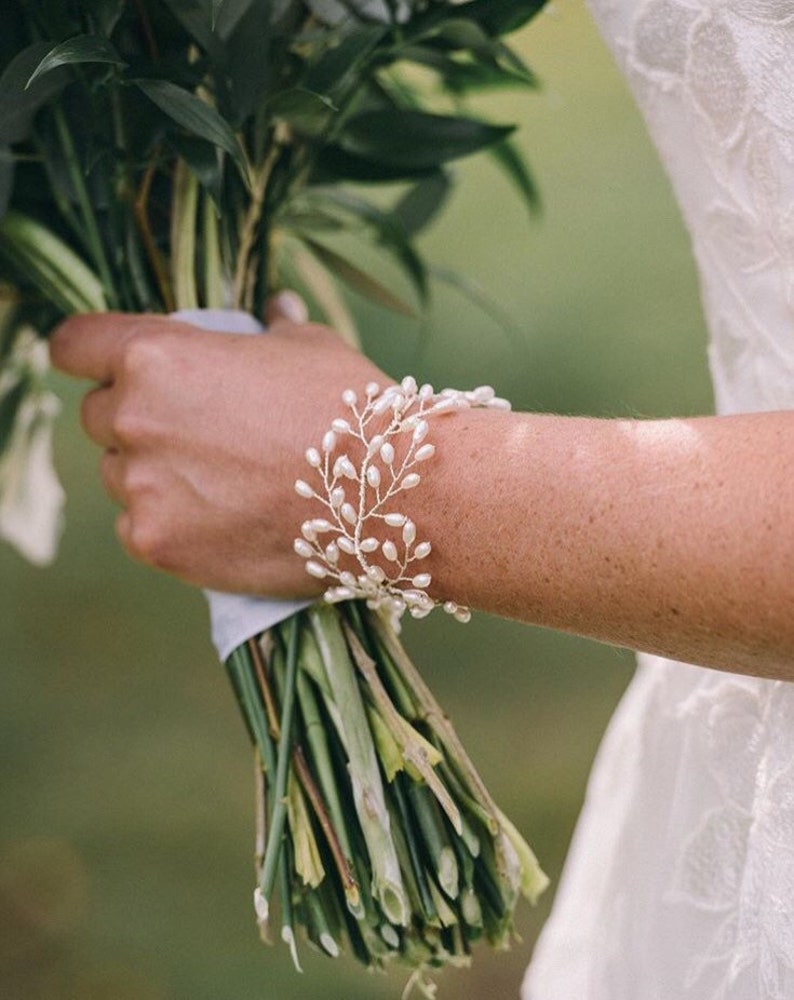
[293,377,510,624]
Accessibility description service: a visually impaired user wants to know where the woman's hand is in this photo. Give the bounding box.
[50,295,390,595]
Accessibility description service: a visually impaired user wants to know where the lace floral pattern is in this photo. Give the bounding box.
[665,680,794,999]
[524,3,794,999]
[591,0,794,414]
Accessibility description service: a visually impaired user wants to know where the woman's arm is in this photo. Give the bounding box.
[413,406,794,678]
[50,307,794,680]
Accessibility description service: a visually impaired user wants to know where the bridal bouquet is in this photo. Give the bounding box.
[0,1,548,993]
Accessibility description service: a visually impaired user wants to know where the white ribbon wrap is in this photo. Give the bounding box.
[171,308,312,661]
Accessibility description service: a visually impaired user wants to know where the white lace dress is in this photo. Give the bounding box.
[523,3,794,999]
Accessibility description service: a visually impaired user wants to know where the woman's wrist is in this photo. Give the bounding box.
[290,380,512,622]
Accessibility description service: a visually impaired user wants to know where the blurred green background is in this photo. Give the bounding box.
[1,4,713,999]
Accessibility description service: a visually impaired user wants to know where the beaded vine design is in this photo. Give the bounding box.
[293,377,510,623]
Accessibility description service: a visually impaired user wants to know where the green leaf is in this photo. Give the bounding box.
[214,0,259,37]
[398,46,535,93]
[306,0,402,25]
[303,237,416,317]
[0,43,71,145]
[308,188,428,302]
[269,89,337,136]
[133,78,250,186]
[0,376,27,459]
[169,135,225,208]
[91,0,126,37]
[220,1,274,122]
[25,35,126,89]
[313,145,438,183]
[337,110,515,170]
[0,147,13,220]
[161,0,223,56]
[489,139,540,216]
[392,171,452,238]
[303,24,388,96]
[0,211,107,314]
[454,0,548,36]
[427,17,498,54]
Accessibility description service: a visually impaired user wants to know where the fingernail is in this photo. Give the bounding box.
[272,290,309,325]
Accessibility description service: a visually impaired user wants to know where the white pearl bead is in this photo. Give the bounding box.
[382,540,398,561]
[366,466,381,488]
[414,541,431,559]
[305,447,321,467]
[402,473,420,490]
[384,512,406,527]
[415,444,435,462]
[342,389,357,407]
[380,442,395,465]
[341,503,357,525]
[360,537,379,553]
[337,536,356,555]
[322,431,337,453]
[330,487,345,508]
[294,479,314,499]
[412,573,431,588]
[306,561,327,579]
[402,520,416,545]
[294,539,314,558]
[331,418,351,434]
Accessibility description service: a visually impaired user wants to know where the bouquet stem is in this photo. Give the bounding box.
[223,601,547,994]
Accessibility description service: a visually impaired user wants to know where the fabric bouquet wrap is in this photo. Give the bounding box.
[0,1,549,993]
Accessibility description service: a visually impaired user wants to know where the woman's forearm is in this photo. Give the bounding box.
[411,409,794,678]
[50,313,794,679]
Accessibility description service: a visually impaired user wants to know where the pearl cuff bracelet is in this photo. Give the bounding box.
[294,377,510,624]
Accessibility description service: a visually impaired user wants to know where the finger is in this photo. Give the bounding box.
[265,290,309,327]
[80,386,117,447]
[99,449,126,505]
[50,313,139,382]
[50,313,198,382]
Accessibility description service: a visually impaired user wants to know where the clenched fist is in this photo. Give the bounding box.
[50,296,390,596]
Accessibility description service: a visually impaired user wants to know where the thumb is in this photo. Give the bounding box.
[265,289,309,327]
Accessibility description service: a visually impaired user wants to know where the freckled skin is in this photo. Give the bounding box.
[51,310,794,681]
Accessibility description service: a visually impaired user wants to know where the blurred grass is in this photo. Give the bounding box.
[0,3,712,999]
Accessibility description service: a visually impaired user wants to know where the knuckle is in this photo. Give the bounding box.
[110,402,150,446]
[118,330,170,378]
[117,511,171,569]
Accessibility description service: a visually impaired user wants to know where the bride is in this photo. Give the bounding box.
[49,1,794,997]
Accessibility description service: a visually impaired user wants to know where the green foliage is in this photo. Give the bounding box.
[0,0,548,331]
